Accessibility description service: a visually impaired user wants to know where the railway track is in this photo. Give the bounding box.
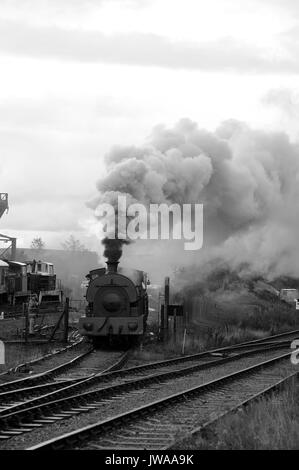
[169,372,298,450]
[0,347,131,411]
[0,334,292,411]
[0,329,293,406]
[0,329,298,448]
[0,349,130,429]
[0,347,94,393]
[27,351,297,450]
[0,340,293,444]
[1,327,298,390]
[221,328,299,346]
[0,335,83,381]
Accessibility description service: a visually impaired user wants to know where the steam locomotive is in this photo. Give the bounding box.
[79,260,149,345]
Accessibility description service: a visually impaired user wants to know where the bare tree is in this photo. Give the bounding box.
[30,237,45,259]
[31,237,45,251]
[62,235,87,252]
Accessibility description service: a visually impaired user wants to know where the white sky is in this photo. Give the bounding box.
[1,0,299,250]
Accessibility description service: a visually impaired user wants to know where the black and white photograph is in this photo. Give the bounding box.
[1,0,299,459]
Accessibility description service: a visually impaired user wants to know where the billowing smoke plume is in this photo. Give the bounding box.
[89,118,299,281]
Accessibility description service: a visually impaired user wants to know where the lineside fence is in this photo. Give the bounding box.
[0,298,80,343]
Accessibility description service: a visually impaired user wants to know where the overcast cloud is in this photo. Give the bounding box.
[0,18,296,73]
[1,0,299,255]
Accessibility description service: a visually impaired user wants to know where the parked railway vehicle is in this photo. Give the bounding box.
[79,260,149,345]
[26,260,62,305]
[0,258,62,309]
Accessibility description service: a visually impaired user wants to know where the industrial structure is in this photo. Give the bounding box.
[0,193,62,310]
[0,193,16,260]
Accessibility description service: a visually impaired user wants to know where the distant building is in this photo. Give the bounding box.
[280,288,299,304]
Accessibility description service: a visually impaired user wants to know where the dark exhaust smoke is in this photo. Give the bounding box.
[102,237,130,272]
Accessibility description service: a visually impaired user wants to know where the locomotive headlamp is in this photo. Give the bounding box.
[102,292,122,312]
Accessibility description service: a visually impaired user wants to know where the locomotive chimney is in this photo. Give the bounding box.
[102,238,125,274]
[106,260,119,273]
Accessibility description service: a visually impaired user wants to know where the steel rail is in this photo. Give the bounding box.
[0,333,293,406]
[27,351,293,450]
[0,334,296,416]
[0,349,130,432]
[0,347,94,393]
[167,371,299,449]
[0,339,291,414]
[2,327,298,393]
[0,343,291,439]
[0,337,84,380]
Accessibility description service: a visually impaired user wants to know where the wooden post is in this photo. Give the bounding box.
[182,328,187,355]
[173,307,177,343]
[63,297,69,343]
[24,303,29,343]
[160,304,165,341]
[48,309,64,342]
[49,298,69,343]
[164,277,170,337]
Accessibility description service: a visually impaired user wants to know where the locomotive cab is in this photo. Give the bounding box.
[5,261,29,305]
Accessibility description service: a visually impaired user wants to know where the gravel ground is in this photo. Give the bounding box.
[0,347,293,450]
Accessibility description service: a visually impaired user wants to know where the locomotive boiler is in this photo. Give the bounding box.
[79,259,149,345]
